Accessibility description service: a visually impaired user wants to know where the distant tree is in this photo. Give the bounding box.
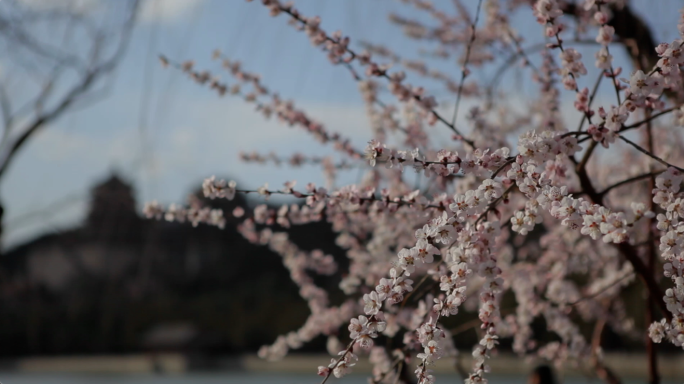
[0,0,140,246]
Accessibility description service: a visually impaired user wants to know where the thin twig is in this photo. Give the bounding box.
[568,273,633,306]
[591,317,623,384]
[575,71,603,132]
[506,28,539,73]
[485,39,599,106]
[341,62,410,134]
[400,275,435,310]
[319,339,355,384]
[618,134,684,172]
[596,3,622,106]
[491,157,515,178]
[598,169,666,197]
[370,355,403,384]
[620,107,678,133]
[475,184,515,224]
[451,0,484,128]
[393,361,404,384]
[275,5,476,148]
[548,27,594,127]
[577,138,598,174]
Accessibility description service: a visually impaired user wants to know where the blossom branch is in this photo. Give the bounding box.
[239,151,359,170]
[575,72,603,132]
[338,60,411,135]
[260,0,476,148]
[318,338,357,384]
[359,41,465,96]
[234,187,443,210]
[141,1,684,381]
[595,3,622,106]
[571,143,671,321]
[486,38,599,104]
[644,115,660,384]
[161,55,363,158]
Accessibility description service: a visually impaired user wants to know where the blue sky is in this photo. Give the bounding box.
[2,0,681,249]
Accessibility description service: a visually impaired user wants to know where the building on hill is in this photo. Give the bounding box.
[86,173,143,244]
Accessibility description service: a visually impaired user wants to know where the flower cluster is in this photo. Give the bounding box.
[202,176,237,200]
[649,168,684,347]
[364,139,511,177]
[143,199,226,229]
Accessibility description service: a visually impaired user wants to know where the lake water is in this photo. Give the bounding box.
[0,373,679,384]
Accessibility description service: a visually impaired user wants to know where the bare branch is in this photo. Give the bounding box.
[0,0,140,180]
[618,134,684,173]
[0,83,12,132]
[620,107,679,133]
[598,169,666,198]
[450,0,483,127]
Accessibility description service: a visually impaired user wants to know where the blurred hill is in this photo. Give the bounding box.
[0,173,346,357]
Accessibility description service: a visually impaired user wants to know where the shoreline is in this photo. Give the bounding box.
[1,352,682,379]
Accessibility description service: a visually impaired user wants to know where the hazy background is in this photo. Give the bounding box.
[1,0,684,382]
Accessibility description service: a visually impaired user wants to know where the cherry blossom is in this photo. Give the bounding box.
[144,1,684,383]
